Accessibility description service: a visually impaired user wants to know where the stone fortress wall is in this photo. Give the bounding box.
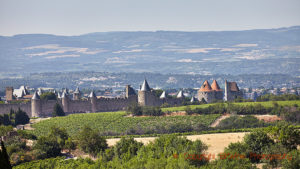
[0,79,242,117]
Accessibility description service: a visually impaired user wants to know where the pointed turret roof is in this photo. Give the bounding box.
[57,92,61,98]
[61,91,68,98]
[177,90,184,98]
[74,87,80,94]
[64,88,69,95]
[32,91,40,100]
[190,96,197,102]
[199,80,212,92]
[141,79,151,91]
[37,88,43,95]
[160,91,166,99]
[211,80,222,91]
[89,91,96,98]
[228,82,239,92]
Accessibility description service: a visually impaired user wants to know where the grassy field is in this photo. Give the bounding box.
[162,100,300,112]
[29,111,220,137]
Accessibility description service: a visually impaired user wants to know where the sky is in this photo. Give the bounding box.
[0,0,300,36]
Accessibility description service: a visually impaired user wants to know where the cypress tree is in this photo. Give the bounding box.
[52,103,65,117]
[0,140,12,169]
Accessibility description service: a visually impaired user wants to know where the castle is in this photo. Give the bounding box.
[1,79,242,117]
[198,80,243,103]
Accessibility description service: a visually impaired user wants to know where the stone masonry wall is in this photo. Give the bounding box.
[0,102,31,117]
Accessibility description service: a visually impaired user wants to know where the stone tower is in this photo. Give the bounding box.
[224,80,243,101]
[61,92,69,113]
[6,87,14,101]
[198,80,214,103]
[73,87,81,100]
[211,80,223,100]
[89,91,97,113]
[138,79,152,106]
[125,85,136,98]
[31,91,42,117]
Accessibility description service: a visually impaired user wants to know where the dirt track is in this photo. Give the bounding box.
[107,132,248,155]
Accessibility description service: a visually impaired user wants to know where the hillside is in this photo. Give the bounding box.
[0,26,300,76]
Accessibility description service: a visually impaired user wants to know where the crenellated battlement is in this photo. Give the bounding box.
[0,79,242,117]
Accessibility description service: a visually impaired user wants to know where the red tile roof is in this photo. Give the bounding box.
[228,82,239,92]
[199,80,213,92]
[211,80,222,91]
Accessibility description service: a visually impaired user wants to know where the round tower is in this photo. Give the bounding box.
[198,80,213,103]
[138,79,151,106]
[89,91,97,112]
[73,87,81,100]
[61,92,69,112]
[31,91,42,117]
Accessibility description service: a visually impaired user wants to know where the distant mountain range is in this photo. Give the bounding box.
[0,26,299,77]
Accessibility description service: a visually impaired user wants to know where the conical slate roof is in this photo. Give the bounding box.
[199,80,212,92]
[57,92,61,99]
[190,96,196,102]
[177,90,184,98]
[89,91,96,98]
[64,88,69,95]
[61,91,68,98]
[160,91,166,99]
[37,88,43,95]
[32,91,40,100]
[211,80,222,91]
[74,87,80,94]
[141,79,151,91]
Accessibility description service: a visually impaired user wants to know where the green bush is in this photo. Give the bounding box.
[257,94,300,102]
[76,126,108,156]
[281,150,300,169]
[40,92,57,101]
[217,115,272,129]
[17,130,37,140]
[113,137,143,161]
[33,136,61,159]
[0,108,29,126]
[0,125,13,136]
[244,130,274,163]
[127,104,164,116]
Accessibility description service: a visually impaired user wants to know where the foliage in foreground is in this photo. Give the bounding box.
[0,140,12,169]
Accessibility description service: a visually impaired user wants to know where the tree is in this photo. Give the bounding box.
[126,103,142,116]
[266,123,300,151]
[48,126,69,149]
[33,136,61,159]
[244,130,274,163]
[52,103,65,117]
[281,150,300,169]
[77,126,108,156]
[113,137,143,160]
[153,89,163,98]
[14,108,30,126]
[0,140,12,169]
[40,92,57,101]
[64,137,76,153]
[3,114,11,126]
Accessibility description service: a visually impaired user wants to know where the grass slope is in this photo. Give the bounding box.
[30,111,220,137]
[162,100,300,112]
